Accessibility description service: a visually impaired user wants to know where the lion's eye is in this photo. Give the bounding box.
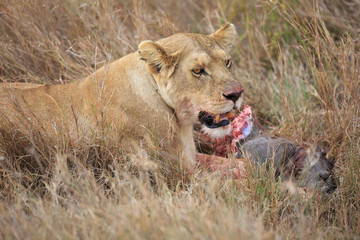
[192,68,204,77]
[225,59,232,68]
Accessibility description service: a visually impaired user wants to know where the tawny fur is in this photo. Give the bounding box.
[0,23,243,172]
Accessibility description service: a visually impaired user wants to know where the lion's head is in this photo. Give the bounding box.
[138,23,243,139]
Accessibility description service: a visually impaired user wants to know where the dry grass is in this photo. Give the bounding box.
[0,0,359,239]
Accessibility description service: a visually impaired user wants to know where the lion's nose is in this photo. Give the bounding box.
[222,88,244,103]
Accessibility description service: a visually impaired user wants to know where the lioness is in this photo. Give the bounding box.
[0,23,243,172]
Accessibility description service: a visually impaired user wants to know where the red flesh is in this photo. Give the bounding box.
[214,105,252,157]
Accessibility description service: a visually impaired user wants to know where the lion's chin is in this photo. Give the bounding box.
[201,124,232,139]
[197,108,237,139]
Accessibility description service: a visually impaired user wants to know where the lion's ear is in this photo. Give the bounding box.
[138,40,177,75]
[210,23,237,52]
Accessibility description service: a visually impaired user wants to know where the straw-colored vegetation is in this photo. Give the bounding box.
[0,0,359,239]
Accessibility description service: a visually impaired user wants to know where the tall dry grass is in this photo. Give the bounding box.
[0,0,359,239]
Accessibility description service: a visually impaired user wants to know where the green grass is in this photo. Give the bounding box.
[0,0,360,239]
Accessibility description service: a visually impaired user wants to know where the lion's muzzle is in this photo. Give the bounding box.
[222,88,244,103]
[198,110,237,129]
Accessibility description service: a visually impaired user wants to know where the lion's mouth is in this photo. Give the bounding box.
[198,110,237,129]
